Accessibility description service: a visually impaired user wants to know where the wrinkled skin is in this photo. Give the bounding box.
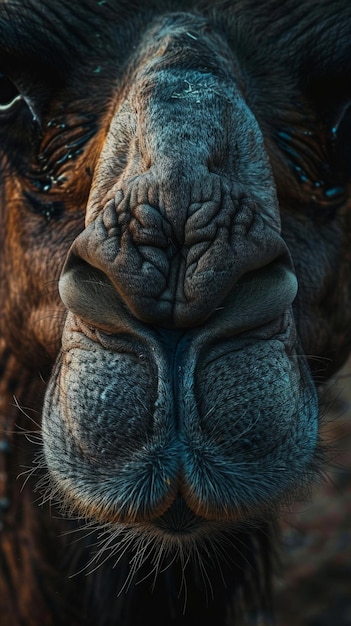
[0,1,351,625]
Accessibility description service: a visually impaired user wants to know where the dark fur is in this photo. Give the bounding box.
[0,1,351,625]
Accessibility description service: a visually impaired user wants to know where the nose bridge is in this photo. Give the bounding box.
[135,68,229,168]
[132,69,233,243]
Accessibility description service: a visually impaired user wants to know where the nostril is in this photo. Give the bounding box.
[59,254,127,332]
[201,259,298,339]
[59,255,100,310]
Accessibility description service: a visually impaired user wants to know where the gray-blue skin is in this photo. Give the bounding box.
[0,2,350,625]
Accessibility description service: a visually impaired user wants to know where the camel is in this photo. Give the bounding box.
[0,1,350,624]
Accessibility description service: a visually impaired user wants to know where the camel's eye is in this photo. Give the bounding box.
[0,67,40,158]
[0,71,22,112]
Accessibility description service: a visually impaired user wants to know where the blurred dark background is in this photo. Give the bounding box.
[275,358,351,625]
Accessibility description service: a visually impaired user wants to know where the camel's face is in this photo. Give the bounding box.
[43,14,319,542]
[0,1,350,553]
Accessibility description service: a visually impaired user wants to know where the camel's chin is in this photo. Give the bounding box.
[151,505,209,540]
[147,498,238,543]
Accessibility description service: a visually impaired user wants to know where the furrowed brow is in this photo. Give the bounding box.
[0,3,94,73]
